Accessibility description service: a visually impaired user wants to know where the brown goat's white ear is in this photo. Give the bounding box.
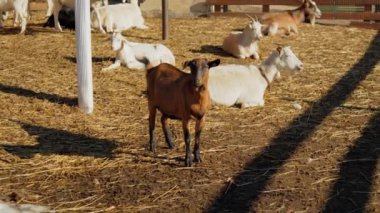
[208,59,220,68]
[276,47,283,55]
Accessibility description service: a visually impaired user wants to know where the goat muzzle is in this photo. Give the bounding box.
[297,64,304,71]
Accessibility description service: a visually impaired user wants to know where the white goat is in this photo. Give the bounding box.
[208,46,303,108]
[0,201,50,213]
[222,15,263,59]
[48,0,108,31]
[91,0,146,34]
[0,0,28,34]
[102,32,175,71]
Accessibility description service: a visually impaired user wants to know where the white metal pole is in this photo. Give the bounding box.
[75,0,93,113]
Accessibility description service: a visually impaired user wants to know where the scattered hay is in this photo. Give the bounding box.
[0,10,379,212]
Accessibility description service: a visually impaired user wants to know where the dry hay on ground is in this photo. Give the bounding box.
[0,11,379,212]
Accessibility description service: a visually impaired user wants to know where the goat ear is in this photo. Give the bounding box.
[276,47,283,55]
[208,59,220,68]
[183,60,191,69]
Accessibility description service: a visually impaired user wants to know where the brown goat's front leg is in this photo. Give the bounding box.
[182,119,192,167]
[161,115,175,149]
[148,105,157,153]
[194,117,205,163]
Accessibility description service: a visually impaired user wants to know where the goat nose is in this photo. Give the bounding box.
[297,64,304,71]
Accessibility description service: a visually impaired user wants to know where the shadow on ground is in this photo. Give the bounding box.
[0,83,77,107]
[207,31,380,212]
[1,122,117,159]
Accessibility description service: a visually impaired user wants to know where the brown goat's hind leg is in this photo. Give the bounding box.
[148,106,157,153]
[194,117,205,163]
[182,119,192,167]
[161,115,175,149]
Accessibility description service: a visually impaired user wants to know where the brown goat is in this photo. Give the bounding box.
[261,0,321,36]
[143,58,220,167]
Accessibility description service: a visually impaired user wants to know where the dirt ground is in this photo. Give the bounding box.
[0,10,379,213]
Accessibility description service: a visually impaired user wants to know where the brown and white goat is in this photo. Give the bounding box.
[140,58,220,167]
[260,0,321,36]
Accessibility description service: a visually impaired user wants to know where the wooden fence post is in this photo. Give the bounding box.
[162,0,169,40]
[75,0,93,113]
[263,5,270,12]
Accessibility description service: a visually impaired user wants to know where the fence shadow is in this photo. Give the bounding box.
[0,83,77,107]
[207,31,380,212]
[323,112,380,212]
[0,122,117,159]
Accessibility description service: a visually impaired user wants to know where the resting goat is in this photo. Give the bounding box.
[0,0,28,34]
[102,32,175,71]
[91,0,147,34]
[208,46,303,108]
[48,0,108,31]
[222,15,263,59]
[261,0,321,36]
[139,57,220,167]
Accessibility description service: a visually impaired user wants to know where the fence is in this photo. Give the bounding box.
[207,0,380,29]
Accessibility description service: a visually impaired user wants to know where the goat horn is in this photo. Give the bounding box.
[254,15,259,21]
[245,14,255,21]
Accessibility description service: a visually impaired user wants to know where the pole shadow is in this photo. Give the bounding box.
[0,83,77,107]
[0,122,117,159]
[322,112,379,213]
[207,31,380,212]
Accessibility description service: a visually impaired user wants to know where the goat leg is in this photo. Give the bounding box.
[182,119,192,167]
[148,105,156,153]
[193,117,205,163]
[161,115,174,149]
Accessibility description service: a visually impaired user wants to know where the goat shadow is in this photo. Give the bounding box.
[64,56,115,64]
[0,27,24,35]
[1,122,117,159]
[0,83,77,107]
[190,45,231,57]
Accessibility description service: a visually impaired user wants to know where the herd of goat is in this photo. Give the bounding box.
[0,0,321,166]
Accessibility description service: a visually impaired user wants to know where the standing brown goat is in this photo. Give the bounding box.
[261,0,321,36]
[141,58,220,167]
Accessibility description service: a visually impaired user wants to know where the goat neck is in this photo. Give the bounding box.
[259,51,281,84]
[289,3,307,24]
[240,26,257,46]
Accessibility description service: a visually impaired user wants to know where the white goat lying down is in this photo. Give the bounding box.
[102,32,175,71]
[0,0,29,34]
[208,46,303,108]
[91,0,147,34]
[222,15,263,59]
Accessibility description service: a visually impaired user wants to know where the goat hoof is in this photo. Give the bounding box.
[194,156,202,163]
[185,158,192,167]
[149,145,156,153]
[167,143,175,149]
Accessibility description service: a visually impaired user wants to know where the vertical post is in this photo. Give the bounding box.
[263,5,270,13]
[222,5,228,12]
[363,4,373,23]
[75,0,93,113]
[215,5,221,12]
[162,0,169,40]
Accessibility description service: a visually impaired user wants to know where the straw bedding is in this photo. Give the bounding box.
[0,10,379,212]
